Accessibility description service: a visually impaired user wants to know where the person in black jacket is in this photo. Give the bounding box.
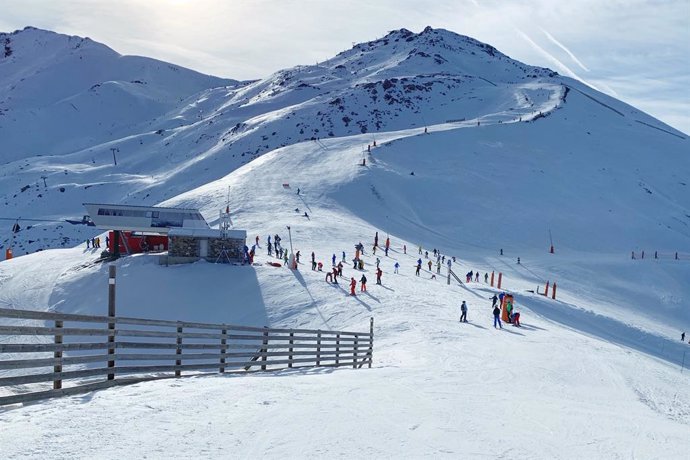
[360,275,367,292]
[493,305,502,329]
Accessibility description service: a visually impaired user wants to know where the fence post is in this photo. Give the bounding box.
[53,320,63,390]
[175,323,182,377]
[220,327,227,373]
[316,332,321,366]
[368,317,374,368]
[632,251,635,260]
[335,333,340,366]
[676,252,679,260]
[654,251,658,259]
[641,250,645,259]
[261,327,268,371]
[353,334,359,369]
[288,332,294,368]
[497,272,502,289]
[107,265,116,381]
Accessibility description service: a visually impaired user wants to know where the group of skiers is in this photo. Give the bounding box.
[85,236,104,249]
[465,270,490,284]
[459,293,521,328]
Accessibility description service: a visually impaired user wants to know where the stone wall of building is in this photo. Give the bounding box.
[207,237,244,262]
[169,236,200,258]
[168,235,245,263]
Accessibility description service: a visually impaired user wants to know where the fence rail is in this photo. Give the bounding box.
[631,251,690,261]
[0,307,373,406]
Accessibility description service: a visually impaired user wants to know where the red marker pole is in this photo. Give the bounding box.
[490,271,494,287]
[544,281,550,297]
[497,272,502,290]
[552,282,557,300]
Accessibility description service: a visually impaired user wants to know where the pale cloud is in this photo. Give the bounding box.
[0,0,687,133]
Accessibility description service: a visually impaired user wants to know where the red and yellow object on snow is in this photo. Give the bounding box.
[501,294,514,322]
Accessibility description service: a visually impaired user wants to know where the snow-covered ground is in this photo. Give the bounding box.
[1,26,689,459]
[2,117,689,458]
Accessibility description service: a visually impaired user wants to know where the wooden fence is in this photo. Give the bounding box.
[0,308,373,406]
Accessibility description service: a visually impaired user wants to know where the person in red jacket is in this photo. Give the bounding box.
[350,277,357,296]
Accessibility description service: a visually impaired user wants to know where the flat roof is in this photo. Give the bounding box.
[83,202,201,212]
[169,228,247,239]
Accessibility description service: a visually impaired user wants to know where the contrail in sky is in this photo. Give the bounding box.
[541,28,590,72]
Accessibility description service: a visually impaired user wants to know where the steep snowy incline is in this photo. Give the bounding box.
[0,27,236,162]
[2,26,685,257]
[1,116,689,458]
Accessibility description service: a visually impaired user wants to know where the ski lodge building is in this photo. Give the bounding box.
[83,203,246,264]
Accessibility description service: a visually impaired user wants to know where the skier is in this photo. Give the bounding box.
[283,251,288,266]
[376,267,382,285]
[475,272,479,282]
[484,273,489,283]
[317,262,323,271]
[425,250,429,259]
[373,245,377,255]
[325,271,333,283]
[436,261,441,274]
[418,246,422,255]
[374,232,379,248]
[86,239,90,249]
[433,249,437,257]
[385,237,390,250]
[255,235,259,246]
[442,255,445,263]
[332,254,336,266]
[332,266,339,284]
[394,262,399,274]
[297,188,300,195]
[415,261,421,276]
[513,311,521,327]
[337,262,343,277]
[427,260,432,271]
[376,257,381,268]
[350,277,356,295]
[360,274,367,292]
[491,294,498,307]
[384,246,389,257]
[403,244,407,254]
[493,305,502,329]
[517,257,520,264]
[105,236,110,248]
[682,332,686,342]
[460,301,468,323]
[311,252,316,270]
[342,251,346,262]
[500,248,503,256]
[296,251,301,263]
[268,235,271,247]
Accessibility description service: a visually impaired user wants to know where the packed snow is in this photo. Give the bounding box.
[0,26,689,459]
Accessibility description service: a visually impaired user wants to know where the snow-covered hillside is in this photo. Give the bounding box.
[2,26,685,255]
[1,118,689,458]
[1,26,689,458]
[0,27,236,162]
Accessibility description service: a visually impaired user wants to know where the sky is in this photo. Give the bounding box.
[1,0,688,133]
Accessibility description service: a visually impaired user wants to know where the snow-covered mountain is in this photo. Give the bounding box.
[1,26,690,457]
[0,26,686,256]
[0,26,237,162]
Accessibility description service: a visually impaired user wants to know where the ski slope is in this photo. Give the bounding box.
[1,116,689,458]
[1,26,689,459]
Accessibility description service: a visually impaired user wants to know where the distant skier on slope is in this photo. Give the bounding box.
[376,267,382,285]
[493,305,502,329]
[460,301,468,323]
[491,294,498,307]
[394,262,400,274]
